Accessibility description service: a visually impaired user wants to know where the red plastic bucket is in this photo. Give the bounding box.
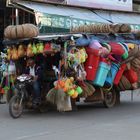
[114,64,126,85]
[85,47,100,81]
[109,42,125,56]
[124,69,138,84]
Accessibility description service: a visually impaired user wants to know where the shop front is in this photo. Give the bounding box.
[7,0,140,34]
[0,0,35,44]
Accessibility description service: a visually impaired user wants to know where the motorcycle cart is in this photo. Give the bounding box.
[3,24,140,118]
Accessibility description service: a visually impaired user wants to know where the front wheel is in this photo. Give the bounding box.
[9,95,24,119]
[103,89,117,108]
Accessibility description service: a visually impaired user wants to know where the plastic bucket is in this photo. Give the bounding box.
[109,42,125,56]
[85,47,100,81]
[93,61,111,87]
[105,63,120,86]
[119,43,128,60]
[114,64,126,85]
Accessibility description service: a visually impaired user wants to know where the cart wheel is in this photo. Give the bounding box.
[103,89,117,108]
[115,91,120,105]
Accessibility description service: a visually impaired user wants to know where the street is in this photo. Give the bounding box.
[0,90,140,140]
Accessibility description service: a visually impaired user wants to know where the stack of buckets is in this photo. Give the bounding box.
[93,58,111,87]
[85,47,111,87]
[85,42,129,88]
[105,62,120,87]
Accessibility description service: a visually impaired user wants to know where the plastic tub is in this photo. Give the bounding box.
[105,63,120,86]
[93,61,111,87]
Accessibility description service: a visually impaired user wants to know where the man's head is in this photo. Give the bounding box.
[27,58,35,68]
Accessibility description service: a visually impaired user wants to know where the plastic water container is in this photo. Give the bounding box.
[93,61,111,87]
[114,64,126,85]
[85,47,100,81]
[105,63,120,86]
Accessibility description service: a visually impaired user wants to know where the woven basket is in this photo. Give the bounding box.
[118,75,132,91]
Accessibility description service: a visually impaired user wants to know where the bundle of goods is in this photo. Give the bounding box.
[131,56,140,70]
[4,24,39,39]
[71,23,131,34]
[117,67,138,91]
[6,42,61,61]
[83,38,140,91]
[132,30,140,39]
[54,77,83,99]
[46,77,83,111]
[46,36,140,110]
[4,29,140,112]
[0,60,16,101]
[85,41,127,80]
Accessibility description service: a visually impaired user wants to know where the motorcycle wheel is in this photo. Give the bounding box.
[9,95,23,119]
[6,90,13,103]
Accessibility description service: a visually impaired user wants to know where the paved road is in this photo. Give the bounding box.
[0,90,140,140]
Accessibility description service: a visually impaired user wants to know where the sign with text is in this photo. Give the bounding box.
[19,0,132,11]
[67,0,132,11]
[30,0,66,4]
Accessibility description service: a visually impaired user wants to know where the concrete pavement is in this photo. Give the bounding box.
[0,90,140,140]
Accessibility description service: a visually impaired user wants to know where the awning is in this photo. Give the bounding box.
[9,0,140,31]
[10,0,110,23]
[11,0,140,25]
[95,10,140,25]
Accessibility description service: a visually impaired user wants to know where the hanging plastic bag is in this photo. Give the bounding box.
[76,35,90,46]
[56,89,70,112]
[8,61,16,75]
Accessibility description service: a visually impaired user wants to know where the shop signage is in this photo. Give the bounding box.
[36,13,140,34]
[29,0,66,4]
[67,0,132,11]
[25,0,132,11]
[35,12,94,30]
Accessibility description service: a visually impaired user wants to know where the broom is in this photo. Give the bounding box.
[46,88,57,104]
[55,89,72,112]
[56,42,72,112]
[85,82,95,96]
[46,44,72,112]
